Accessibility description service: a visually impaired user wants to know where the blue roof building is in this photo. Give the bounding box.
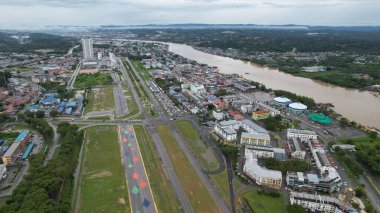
[28,105,42,112]
[40,97,59,105]
[1,146,9,152]
[0,139,5,145]
[15,130,29,143]
[208,95,220,101]
[65,108,73,115]
[44,92,58,98]
[66,101,77,108]
[22,144,34,160]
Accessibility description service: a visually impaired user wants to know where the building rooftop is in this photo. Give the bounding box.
[3,142,20,157]
[289,102,308,110]
[241,119,269,134]
[222,128,237,135]
[219,120,240,126]
[245,156,282,179]
[15,130,29,143]
[274,96,292,103]
[288,129,317,135]
[241,132,270,140]
[290,191,354,212]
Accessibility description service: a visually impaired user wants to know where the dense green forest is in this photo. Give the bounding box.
[0,122,83,212]
[133,29,380,54]
[0,32,78,53]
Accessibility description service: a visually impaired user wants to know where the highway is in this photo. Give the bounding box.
[111,72,129,117]
[118,124,157,213]
[117,57,193,212]
[67,60,81,91]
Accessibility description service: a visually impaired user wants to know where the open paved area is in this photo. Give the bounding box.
[112,72,129,117]
[118,124,157,213]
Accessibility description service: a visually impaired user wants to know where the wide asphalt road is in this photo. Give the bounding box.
[118,58,193,212]
[118,124,157,213]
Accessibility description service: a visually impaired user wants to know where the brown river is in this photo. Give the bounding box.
[167,43,380,129]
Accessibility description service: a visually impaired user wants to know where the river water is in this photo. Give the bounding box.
[167,43,380,129]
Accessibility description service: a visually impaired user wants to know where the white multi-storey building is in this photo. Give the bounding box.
[212,110,226,121]
[287,129,318,142]
[214,120,240,141]
[243,154,282,190]
[290,191,356,213]
[287,138,306,159]
[82,38,94,61]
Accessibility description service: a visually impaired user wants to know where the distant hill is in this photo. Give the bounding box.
[0,32,78,53]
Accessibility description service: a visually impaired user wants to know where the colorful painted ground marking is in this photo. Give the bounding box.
[143,199,151,208]
[132,172,140,180]
[139,180,147,188]
[132,185,139,195]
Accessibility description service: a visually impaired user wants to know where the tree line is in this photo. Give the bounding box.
[0,122,83,213]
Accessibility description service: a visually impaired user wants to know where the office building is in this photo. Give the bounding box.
[286,172,342,193]
[287,129,318,142]
[289,191,357,213]
[286,138,306,159]
[243,153,282,190]
[82,38,94,61]
[240,132,271,147]
[245,146,286,160]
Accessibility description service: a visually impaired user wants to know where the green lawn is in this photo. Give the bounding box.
[338,136,380,178]
[156,124,219,213]
[74,73,113,89]
[84,86,115,114]
[132,60,152,81]
[239,190,286,213]
[122,84,139,118]
[77,126,130,213]
[174,120,218,170]
[134,125,182,213]
[210,170,231,209]
[2,67,33,73]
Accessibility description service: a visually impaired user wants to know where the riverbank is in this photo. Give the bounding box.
[192,46,380,94]
[166,42,380,130]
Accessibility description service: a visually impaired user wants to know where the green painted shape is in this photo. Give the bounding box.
[132,185,139,194]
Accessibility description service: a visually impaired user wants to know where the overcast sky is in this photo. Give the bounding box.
[0,0,379,28]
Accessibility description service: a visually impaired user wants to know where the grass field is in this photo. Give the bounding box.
[132,60,152,81]
[239,190,286,213]
[174,120,219,170]
[2,67,33,73]
[210,170,231,208]
[134,125,182,212]
[156,124,219,213]
[122,84,139,118]
[74,73,113,89]
[77,126,130,213]
[84,86,115,114]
